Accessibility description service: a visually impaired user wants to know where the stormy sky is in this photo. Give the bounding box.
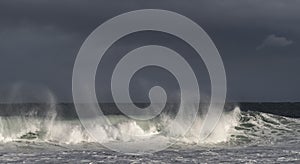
[0,0,300,103]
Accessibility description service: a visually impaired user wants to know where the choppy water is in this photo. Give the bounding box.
[0,107,299,163]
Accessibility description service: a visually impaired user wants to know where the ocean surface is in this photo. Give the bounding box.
[0,104,299,163]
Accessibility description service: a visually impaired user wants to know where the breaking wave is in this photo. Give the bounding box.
[0,106,299,146]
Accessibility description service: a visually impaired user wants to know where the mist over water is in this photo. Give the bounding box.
[0,101,298,147]
[0,85,299,162]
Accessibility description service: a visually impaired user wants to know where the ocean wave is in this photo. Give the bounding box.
[0,106,299,146]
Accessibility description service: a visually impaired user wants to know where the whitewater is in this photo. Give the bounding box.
[0,105,299,163]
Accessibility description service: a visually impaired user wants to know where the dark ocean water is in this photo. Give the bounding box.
[0,104,299,163]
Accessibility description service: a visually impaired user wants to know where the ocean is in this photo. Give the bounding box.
[0,103,299,163]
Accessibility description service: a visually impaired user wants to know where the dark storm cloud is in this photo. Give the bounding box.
[1,0,300,34]
[1,0,300,44]
[0,0,300,102]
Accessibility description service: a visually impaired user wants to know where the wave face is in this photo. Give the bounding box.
[0,106,299,146]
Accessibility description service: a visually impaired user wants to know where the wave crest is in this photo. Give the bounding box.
[0,106,298,146]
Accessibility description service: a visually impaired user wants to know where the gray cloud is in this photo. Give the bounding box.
[257,34,293,50]
[0,0,300,102]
